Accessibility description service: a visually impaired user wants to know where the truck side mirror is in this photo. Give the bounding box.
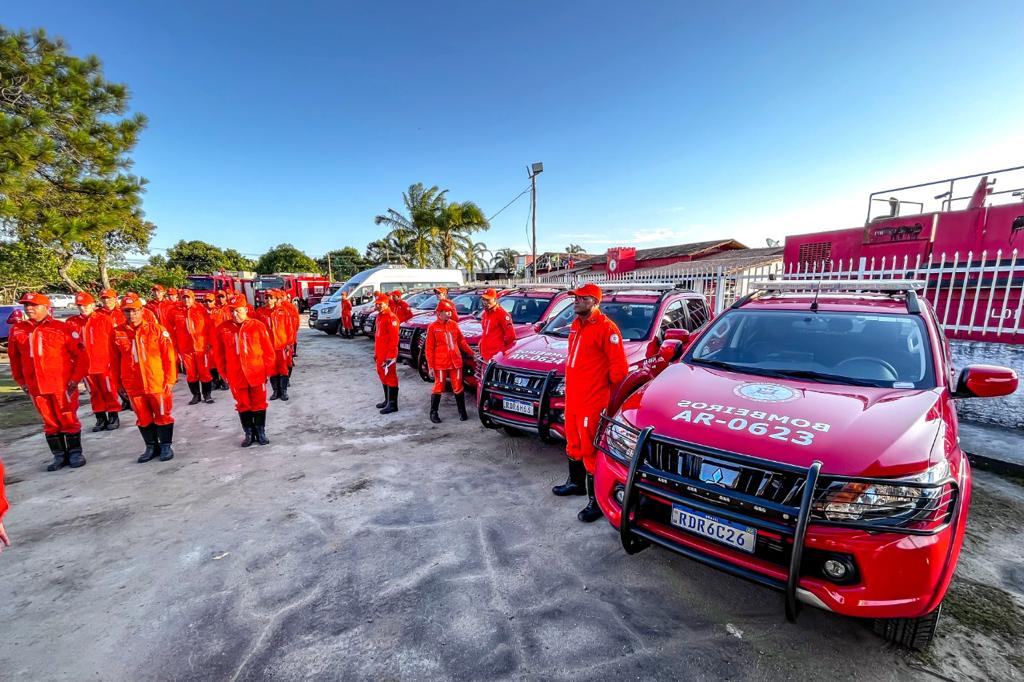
[659,339,684,363]
[534,322,545,332]
[664,328,691,345]
[953,365,1018,399]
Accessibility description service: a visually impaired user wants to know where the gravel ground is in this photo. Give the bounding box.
[1,324,1022,681]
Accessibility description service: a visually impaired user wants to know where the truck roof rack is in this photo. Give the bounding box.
[741,279,926,314]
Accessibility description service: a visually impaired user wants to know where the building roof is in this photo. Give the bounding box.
[633,246,783,275]
[572,239,746,267]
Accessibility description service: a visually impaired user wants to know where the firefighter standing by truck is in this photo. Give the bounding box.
[255,291,295,401]
[374,292,401,414]
[340,290,354,338]
[67,292,123,432]
[424,299,473,423]
[202,293,230,390]
[390,290,413,323]
[113,294,178,463]
[212,296,275,447]
[8,293,89,471]
[478,288,516,361]
[171,290,216,405]
[553,283,628,523]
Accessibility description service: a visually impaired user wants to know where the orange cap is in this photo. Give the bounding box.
[75,292,96,306]
[570,283,603,302]
[120,294,143,310]
[100,288,117,299]
[167,287,179,295]
[436,299,457,315]
[151,284,165,292]
[481,288,498,300]
[374,292,390,304]
[228,296,249,310]
[203,293,216,302]
[19,292,51,306]
[179,289,195,299]
[390,289,403,298]
[433,287,448,295]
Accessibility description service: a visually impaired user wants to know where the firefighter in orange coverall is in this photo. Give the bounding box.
[113,294,178,463]
[340,291,354,338]
[171,289,216,405]
[478,288,517,362]
[0,458,10,554]
[553,283,628,523]
[213,296,276,447]
[432,287,459,321]
[9,293,89,471]
[147,284,177,331]
[390,290,413,323]
[425,299,474,423]
[201,293,230,390]
[98,289,127,325]
[374,292,401,414]
[275,290,301,364]
[67,292,122,432]
[255,291,296,401]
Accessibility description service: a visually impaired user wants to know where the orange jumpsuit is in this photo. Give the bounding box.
[0,458,8,522]
[255,306,295,375]
[564,309,628,473]
[425,318,473,394]
[66,310,122,413]
[147,299,176,331]
[341,297,353,331]
[98,306,127,326]
[171,305,214,382]
[374,307,400,387]
[8,318,88,435]
[112,321,177,427]
[213,319,276,412]
[479,305,517,361]
[392,297,413,323]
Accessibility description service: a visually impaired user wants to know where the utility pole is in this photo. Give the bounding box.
[529,162,544,282]
[327,252,333,281]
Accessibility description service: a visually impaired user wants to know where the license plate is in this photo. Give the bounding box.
[399,341,411,350]
[670,504,756,554]
[502,398,535,416]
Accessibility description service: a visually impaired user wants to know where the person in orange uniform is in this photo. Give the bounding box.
[390,290,413,323]
[554,283,628,523]
[255,291,296,401]
[374,292,401,414]
[171,289,216,405]
[67,292,122,432]
[424,299,474,423]
[478,289,517,362]
[202,293,230,390]
[0,457,10,554]
[432,287,459,321]
[212,296,275,447]
[340,290,354,339]
[274,290,301,365]
[98,289,127,325]
[147,284,177,331]
[112,294,178,463]
[9,293,89,471]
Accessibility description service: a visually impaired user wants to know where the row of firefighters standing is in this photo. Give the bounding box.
[361,283,625,523]
[7,285,301,472]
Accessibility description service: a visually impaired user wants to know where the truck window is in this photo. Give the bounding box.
[659,301,686,336]
[685,297,710,330]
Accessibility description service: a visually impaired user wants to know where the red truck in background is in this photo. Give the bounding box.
[253,273,331,311]
[186,271,256,305]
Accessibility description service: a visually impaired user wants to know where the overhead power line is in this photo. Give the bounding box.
[488,184,532,222]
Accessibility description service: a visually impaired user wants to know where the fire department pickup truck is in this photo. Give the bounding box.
[478,283,711,441]
[360,290,435,337]
[594,280,1019,648]
[398,287,490,376]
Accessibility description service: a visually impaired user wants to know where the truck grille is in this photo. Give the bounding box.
[400,327,414,341]
[487,366,547,399]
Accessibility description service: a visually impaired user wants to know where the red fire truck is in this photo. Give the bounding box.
[253,273,331,311]
[185,271,256,305]
[784,166,1024,343]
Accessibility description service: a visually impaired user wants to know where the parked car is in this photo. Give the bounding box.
[594,279,1019,649]
[44,293,76,309]
[361,290,435,337]
[0,304,23,350]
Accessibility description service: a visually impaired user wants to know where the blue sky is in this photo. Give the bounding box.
[4,1,1023,262]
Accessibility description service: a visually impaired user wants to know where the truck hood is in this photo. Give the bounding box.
[620,363,946,478]
[497,333,647,369]
[458,320,543,345]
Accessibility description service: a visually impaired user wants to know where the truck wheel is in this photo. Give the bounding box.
[418,353,432,383]
[873,603,942,650]
[324,328,337,336]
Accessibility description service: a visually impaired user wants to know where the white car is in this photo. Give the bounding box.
[45,293,76,309]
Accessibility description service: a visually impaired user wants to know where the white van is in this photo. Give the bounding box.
[309,266,464,334]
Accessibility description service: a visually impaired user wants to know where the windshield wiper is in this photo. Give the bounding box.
[690,358,743,372]
[759,369,885,387]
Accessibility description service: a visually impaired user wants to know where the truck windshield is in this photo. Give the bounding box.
[187,277,215,290]
[406,292,432,309]
[451,294,481,315]
[499,295,554,324]
[685,309,936,389]
[541,302,657,341]
[256,277,285,290]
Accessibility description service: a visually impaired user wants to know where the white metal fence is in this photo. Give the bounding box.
[498,249,1024,343]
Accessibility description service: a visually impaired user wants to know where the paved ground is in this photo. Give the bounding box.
[2,325,1023,681]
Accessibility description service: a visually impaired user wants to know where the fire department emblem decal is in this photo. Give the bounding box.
[733,383,798,403]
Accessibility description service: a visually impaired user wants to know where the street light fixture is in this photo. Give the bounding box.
[529,162,543,282]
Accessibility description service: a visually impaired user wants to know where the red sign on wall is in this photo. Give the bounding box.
[606,247,637,274]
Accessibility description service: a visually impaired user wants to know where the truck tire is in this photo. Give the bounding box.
[324,328,337,336]
[872,603,942,650]
[418,352,433,383]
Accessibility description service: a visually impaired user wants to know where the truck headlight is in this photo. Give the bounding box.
[599,416,640,461]
[813,460,953,527]
[551,378,566,397]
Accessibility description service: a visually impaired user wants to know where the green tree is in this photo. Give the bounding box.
[365,236,410,266]
[223,248,256,271]
[433,201,489,268]
[460,241,490,277]
[565,244,586,255]
[256,243,319,274]
[166,240,232,274]
[0,27,153,291]
[0,240,59,301]
[491,248,521,278]
[318,247,368,281]
[374,183,448,268]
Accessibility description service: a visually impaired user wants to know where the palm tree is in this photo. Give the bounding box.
[365,235,410,265]
[491,248,521,278]
[434,201,489,268]
[565,243,585,255]
[374,183,448,268]
[461,241,491,277]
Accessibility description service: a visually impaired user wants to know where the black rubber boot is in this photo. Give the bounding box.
[239,412,254,448]
[187,381,202,405]
[254,410,270,445]
[137,425,159,463]
[105,411,120,430]
[552,457,587,496]
[157,423,175,462]
[279,375,290,402]
[212,368,229,391]
[91,412,109,432]
[121,395,133,412]
[455,392,469,421]
[45,433,67,472]
[375,383,389,409]
[577,474,604,523]
[269,375,281,401]
[380,386,399,414]
[201,382,215,404]
[429,394,442,423]
[65,432,86,468]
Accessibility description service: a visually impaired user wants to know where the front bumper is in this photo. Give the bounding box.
[477,361,566,440]
[595,421,967,621]
[311,314,339,333]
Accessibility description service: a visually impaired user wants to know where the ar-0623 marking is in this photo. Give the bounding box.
[672,400,831,447]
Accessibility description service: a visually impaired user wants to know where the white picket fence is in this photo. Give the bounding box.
[498,249,1024,342]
